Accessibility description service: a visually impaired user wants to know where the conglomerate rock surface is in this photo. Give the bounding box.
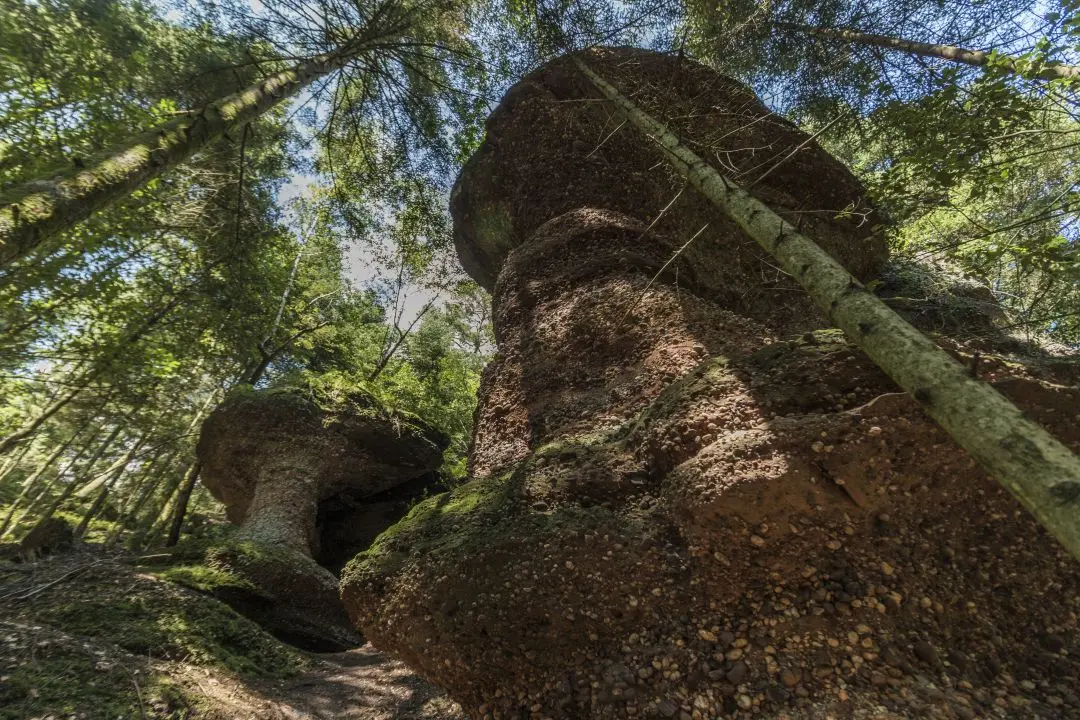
[197,384,447,651]
[342,47,1080,718]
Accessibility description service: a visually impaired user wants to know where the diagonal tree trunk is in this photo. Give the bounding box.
[0,284,197,456]
[162,460,202,547]
[2,428,101,538]
[776,22,1080,82]
[125,390,217,546]
[575,58,1080,559]
[0,430,82,537]
[0,18,406,268]
[105,448,178,544]
[29,424,125,528]
[368,296,438,381]
[68,433,149,540]
[0,384,87,456]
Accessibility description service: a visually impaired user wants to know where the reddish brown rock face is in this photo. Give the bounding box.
[342,47,1080,718]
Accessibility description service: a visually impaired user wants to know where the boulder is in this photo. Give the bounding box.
[18,516,73,561]
[343,47,1080,718]
[197,384,447,651]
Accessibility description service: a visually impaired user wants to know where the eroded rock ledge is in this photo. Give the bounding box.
[342,47,1080,718]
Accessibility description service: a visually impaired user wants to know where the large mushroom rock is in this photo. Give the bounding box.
[197,384,447,651]
[451,47,886,335]
[343,48,1080,718]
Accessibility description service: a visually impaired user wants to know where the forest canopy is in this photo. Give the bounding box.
[0,0,1077,549]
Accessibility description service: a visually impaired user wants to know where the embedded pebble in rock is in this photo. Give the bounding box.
[341,46,1080,719]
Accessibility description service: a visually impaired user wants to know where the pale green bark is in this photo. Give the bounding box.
[778,22,1080,82]
[576,58,1080,559]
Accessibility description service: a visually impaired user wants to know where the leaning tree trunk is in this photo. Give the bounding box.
[0,438,37,487]
[0,20,403,268]
[1,430,99,539]
[0,430,82,537]
[163,460,202,547]
[0,384,86,455]
[106,449,177,544]
[776,22,1080,82]
[575,58,1080,559]
[0,286,195,456]
[31,424,124,526]
[68,434,148,539]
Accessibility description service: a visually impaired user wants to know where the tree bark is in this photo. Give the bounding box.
[776,22,1080,82]
[0,24,401,267]
[31,424,124,526]
[576,58,1080,559]
[0,430,81,537]
[163,460,202,547]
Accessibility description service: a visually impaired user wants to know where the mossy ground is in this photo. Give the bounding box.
[0,552,306,718]
[0,625,191,720]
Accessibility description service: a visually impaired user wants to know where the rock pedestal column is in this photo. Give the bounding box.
[196,385,446,651]
[343,48,1080,718]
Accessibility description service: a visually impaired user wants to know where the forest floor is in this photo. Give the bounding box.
[0,551,464,719]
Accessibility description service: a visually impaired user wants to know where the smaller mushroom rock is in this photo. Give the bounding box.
[195,384,447,651]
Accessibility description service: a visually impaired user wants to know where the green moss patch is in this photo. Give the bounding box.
[158,563,257,594]
[0,645,186,720]
[34,570,304,678]
[343,473,511,585]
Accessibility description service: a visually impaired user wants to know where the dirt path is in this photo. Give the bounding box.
[220,645,464,720]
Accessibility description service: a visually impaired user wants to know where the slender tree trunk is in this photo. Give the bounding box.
[575,58,1080,559]
[245,320,332,384]
[776,22,1080,82]
[106,449,176,544]
[66,434,149,540]
[74,466,125,539]
[3,429,100,538]
[0,439,37,486]
[0,289,188,456]
[0,384,86,455]
[163,461,202,547]
[0,58,347,268]
[139,476,183,549]
[31,424,124,526]
[369,297,437,380]
[2,239,154,339]
[0,13,413,268]
[136,391,218,547]
[0,430,81,537]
